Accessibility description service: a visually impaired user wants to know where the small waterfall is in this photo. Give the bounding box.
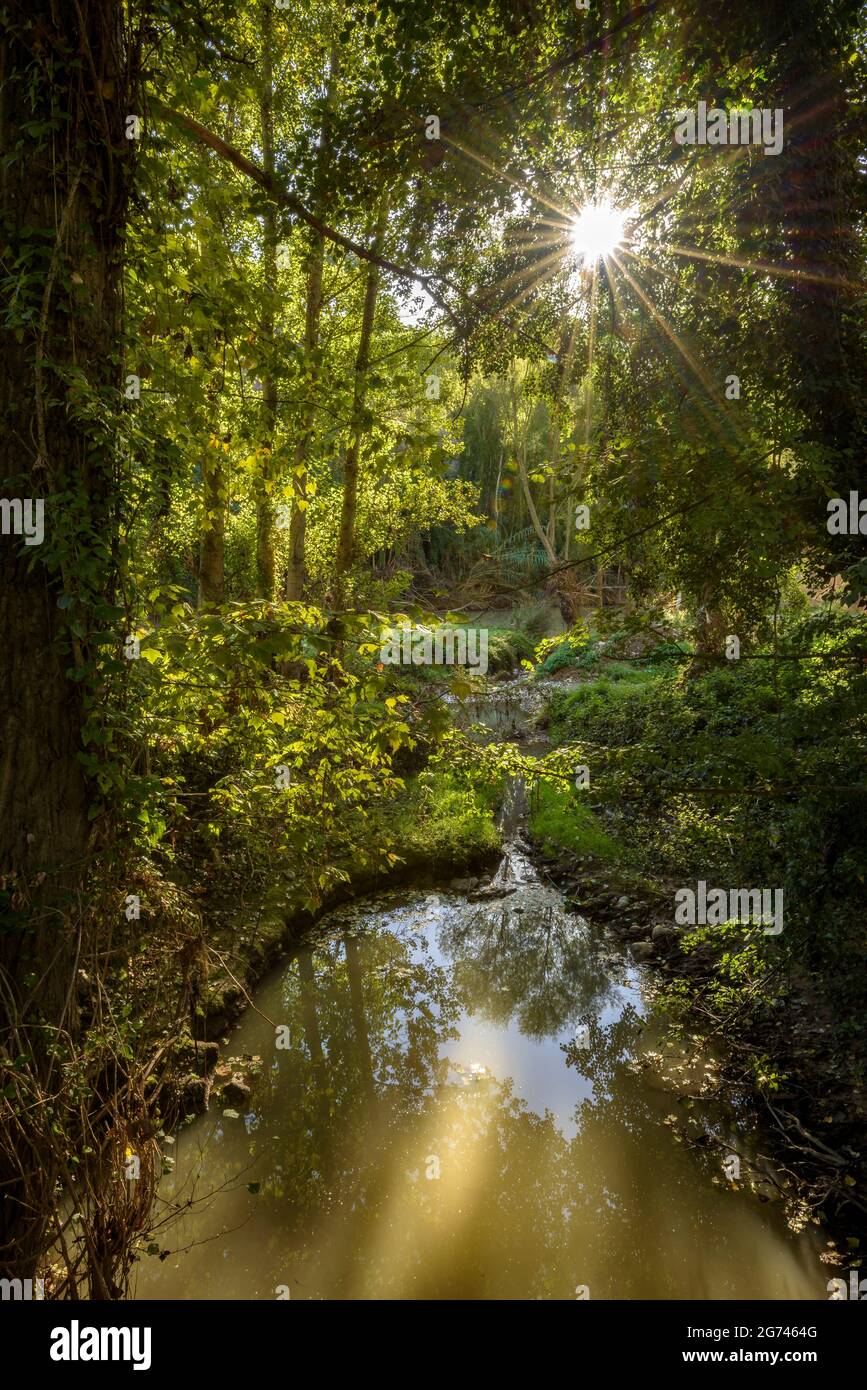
[490,774,539,889]
[496,773,527,838]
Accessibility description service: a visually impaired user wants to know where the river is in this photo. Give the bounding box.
[134,698,825,1299]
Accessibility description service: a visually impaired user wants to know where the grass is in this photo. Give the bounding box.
[545,667,661,743]
[383,770,501,869]
[528,782,621,862]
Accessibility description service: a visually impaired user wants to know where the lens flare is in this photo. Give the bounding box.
[569,201,628,263]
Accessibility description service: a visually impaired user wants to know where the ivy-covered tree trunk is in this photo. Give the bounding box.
[772,0,867,577]
[0,1,135,1278]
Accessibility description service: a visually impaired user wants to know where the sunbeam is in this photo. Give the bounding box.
[569,200,631,265]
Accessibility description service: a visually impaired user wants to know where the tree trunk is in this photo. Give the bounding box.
[493,447,504,523]
[285,47,339,601]
[335,186,390,588]
[0,0,135,1278]
[516,451,557,563]
[769,1,866,566]
[508,370,556,564]
[256,0,277,600]
[198,438,226,607]
[691,580,726,667]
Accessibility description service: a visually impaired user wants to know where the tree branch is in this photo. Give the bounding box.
[149,97,461,322]
[150,98,561,357]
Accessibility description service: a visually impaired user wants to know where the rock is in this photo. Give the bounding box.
[616,896,631,908]
[181,1075,208,1113]
[630,940,655,962]
[681,943,716,975]
[688,941,715,962]
[449,877,473,892]
[220,1073,252,1107]
[652,924,679,947]
[468,884,518,902]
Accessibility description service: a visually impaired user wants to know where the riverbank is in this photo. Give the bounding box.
[133,768,503,1126]
[523,618,867,1263]
[540,843,867,1275]
[120,609,865,1293]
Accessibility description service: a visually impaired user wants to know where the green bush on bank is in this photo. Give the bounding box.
[383,624,534,688]
[541,612,867,1008]
[530,621,688,680]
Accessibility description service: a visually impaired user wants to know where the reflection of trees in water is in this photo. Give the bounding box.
[555,1008,819,1299]
[436,892,625,1039]
[144,916,463,1295]
[258,923,460,1204]
[150,937,635,1296]
[560,1006,698,1296]
[139,901,817,1301]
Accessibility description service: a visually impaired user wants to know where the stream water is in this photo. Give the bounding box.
[134,676,826,1301]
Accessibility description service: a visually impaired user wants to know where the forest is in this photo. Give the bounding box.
[1,0,866,1321]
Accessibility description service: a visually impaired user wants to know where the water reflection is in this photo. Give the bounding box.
[135,882,823,1301]
[439,886,621,1042]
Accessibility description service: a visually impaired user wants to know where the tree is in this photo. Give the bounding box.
[0,0,138,1279]
[335,186,391,589]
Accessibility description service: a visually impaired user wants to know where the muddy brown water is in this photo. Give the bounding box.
[134,832,825,1300]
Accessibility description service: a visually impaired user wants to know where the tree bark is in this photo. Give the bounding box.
[198,437,226,606]
[516,453,557,564]
[335,186,390,588]
[256,0,277,600]
[0,0,135,1277]
[285,47,339,601]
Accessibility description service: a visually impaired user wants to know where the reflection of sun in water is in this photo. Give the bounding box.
[569,200,629,264]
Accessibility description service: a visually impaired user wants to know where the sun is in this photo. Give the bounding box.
[569,200,628,264]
